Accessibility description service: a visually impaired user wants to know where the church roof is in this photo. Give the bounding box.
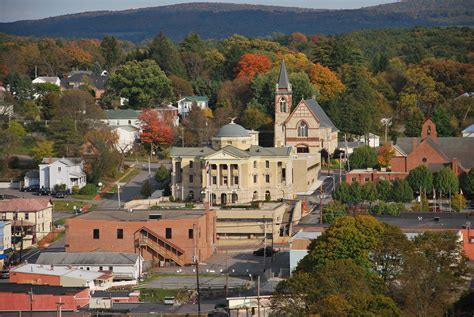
[304,99,339,132]
[277,60,290,90]
[216,122,250,138]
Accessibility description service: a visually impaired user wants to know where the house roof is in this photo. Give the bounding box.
[0,198,52,212]
[32,76,60,84]
[62,71,108,90]
[36,252,139,266]
[11,264,106,281]
[171,145,292,158]
[0,283,87,295]
[170,147,216,157]
[277,60,290,90]
[40,157,83,166]
[181,96,208,102]
[216,122,250,137]
[396,137,474,169]
[105,109,141,120]
[304,99,339,132]
[111,125,139,132]
[462,124,474,133]
[92,290,132,298]
[155,103,178,111]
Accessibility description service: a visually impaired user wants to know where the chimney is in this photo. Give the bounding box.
[412,138,417,151]
[451,158,459,175]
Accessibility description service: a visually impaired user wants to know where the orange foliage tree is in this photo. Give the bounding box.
[235,53,271,80]
[139,109,174,157]
[377,143,395,168]
[310,63,345,101]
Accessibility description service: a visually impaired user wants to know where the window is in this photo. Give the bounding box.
[297,121,308,137]
[58,166,61,172]
[188,190,194,200]
[166,228,172,239]
[351,177,356,182]
[422,157,427,162]
[279,97,287,113]
[234,176,239,185]
[117,229,123,239]
[212,176,217,185]
[254,161,257,168]
[24,212,29,220]
[189,161,194,169]
[297,146,309,153]
[266,174,270,183]
[253,175,257,183]
[265,161,270,168]
[128,120,131,125]
[93,229,100,239]
[364,177,370,182]
[223,176,228,185]
[189,175,194,183]
[99,266,103,271]
[282,168,286,181]
[109,266,113,271]
[188,229,194,239]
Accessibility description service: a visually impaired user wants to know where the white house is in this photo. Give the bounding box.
[360,133,380,148]
[39,158,86,191]
[32,76,61,87]
[112,126,139,153]
[177,96,209,117]
[0,221,12,267]
[23,170,39,188]
[462,124,474,137]
[102,109,142,128]
[35,252,144,281]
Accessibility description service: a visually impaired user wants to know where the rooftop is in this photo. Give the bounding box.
[462,124,474,133]
[36,252,140,266]
[33,76,60,83]
[180,96,208,102]
[74,208,208,221]
[304,99,339,132]
[170,145,292,158]
[40,157,83,166]
[105,109,141,120]
[11,264,107,281]
[0,283,87,295]
[277,60,290,91]
[216,121,250,138]
[0,198,52,212]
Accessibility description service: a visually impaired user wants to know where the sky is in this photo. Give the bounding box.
[0,0,396,22]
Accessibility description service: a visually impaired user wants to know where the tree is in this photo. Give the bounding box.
[182,106,214,146]
[7,121,26,139]
[309,63,345,101]
[434,167,459,195]
[432,106,452,137]
[289,72,317,108]
[107,60,173,109]
[376,143,395,168]
[451,193,467,212]
[48,116,81,156]
[30,140,54,162]
[349,182,363,206]
[41,91,60,120]
[140,179,153,198]
[169,75,193,99]
[404,108,424,137]
[322,201,347,224]
[350,145,378,170]
[460,169,474,197]
[155,165,171,190]
[391,179,414,203]
[240,102,272,130]
[333,182,351,204]
[4,73,34,101]
[100,36,122,70]
[406,165,433,194]
[376,180,392,201]
[235,53,271,81]
[139,109,174,157]
[362,182,377,203]
[148,33,187,78]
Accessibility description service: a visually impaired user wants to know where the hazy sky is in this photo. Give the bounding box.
[0,0,396,22]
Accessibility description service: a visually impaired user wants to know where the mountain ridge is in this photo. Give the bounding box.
[0,1,472,41]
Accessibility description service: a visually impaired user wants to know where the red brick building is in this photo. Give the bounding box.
[347,119,474,184]
[0,283,89,312]
[65,209,216,266]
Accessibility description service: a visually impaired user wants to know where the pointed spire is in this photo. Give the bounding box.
[277,60,290,91]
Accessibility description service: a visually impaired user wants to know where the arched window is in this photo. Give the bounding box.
[297,121,308,137]
[279,98,287,113]
[188,190,194,200]
[232,193,238,203]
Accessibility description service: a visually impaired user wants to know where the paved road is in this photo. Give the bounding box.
[143,276,250,289]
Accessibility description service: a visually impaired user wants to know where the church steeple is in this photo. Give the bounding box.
[277,60,291,92]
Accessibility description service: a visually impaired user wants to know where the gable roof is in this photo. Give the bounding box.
[40,157,83,166]
[0,198,52,212]
[32,76,60,84]
[170,147,216,157]
[303,99,339,132]
[111,125,139,132]
[462,124,474,133]
[277,60,290,90]
[396,137,474,170]
[36,252,139,266]
[105,109,141,120]
[180,96,208,102]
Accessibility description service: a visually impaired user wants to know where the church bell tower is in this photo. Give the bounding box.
[274,60,292,147]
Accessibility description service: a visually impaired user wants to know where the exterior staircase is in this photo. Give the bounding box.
[135,227,186,267]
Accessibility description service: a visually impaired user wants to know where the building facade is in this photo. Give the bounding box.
[39,158,86,191]
[0,221,11,267]
[177,96,209,117]
[65,209,216,266]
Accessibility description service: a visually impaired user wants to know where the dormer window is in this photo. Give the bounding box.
[297,121,308,137]
[279,98,287,113]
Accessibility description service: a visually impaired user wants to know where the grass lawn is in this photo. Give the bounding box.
[119,167,140,183]
[52,200,96,212]
[53,230,65,242]
[138,288,180,303]
[70,193,97,200]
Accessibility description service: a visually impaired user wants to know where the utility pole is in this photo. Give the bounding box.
[271,218,274,263]
[257,275,261,317]
[181,126,184,147]
[263,217,267,272]
[225,248,229,297]
[56,297,64,317]
[194,224,201,316]
[29,287,33,317]
[320,182,324,224]
[339,152,343,183]
[117,184,121,209]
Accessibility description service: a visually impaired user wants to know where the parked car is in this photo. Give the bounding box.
[0,270,9,279]
[21,185,39,192]
[37,188,51,196]
[54,191,67,198]
[253,247,278,257]
[163,297,175,305]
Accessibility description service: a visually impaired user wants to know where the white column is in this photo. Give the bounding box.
[227,164,231,188]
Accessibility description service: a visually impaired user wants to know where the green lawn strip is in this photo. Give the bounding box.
[119,167,141,184]
[138,288,180,303]
[70,193,96,200]
[53,230,65,242]
[52,200,96,212]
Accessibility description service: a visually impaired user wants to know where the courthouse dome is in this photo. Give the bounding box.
[216,121,250,138]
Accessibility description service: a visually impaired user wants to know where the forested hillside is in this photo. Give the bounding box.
[1,26,473,170]
[0,0,473,41]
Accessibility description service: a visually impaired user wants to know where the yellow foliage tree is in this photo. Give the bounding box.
[377,143,395,168]
[310,63,345,101]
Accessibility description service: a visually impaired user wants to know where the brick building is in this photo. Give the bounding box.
[0,283,90,312]
[65,209,216,266]
[347,119,474,184]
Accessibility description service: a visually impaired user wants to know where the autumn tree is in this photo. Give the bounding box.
[30,140,54,163]
[182,106,214,146]
[309,63,345,101]
[235,53,271,81]
[241,102,272,131]
[107,60,173,109]
[84,127,121,182]
[139,109,174,158]
[377,143,395,168]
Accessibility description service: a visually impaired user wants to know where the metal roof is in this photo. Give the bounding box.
[304,99,339,132]
[216,122,250,137]
[36,252,139,266]
[105,109,141,120]
[277,60,290,91]
[11,264,104,281]
[462,124,474,133]
[0,283,86,295]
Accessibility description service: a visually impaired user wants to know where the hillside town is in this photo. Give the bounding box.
[0,7,474,316]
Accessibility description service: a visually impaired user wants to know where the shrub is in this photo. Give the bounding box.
[71,185,80,195]
[370,202,405,216]
[323,201,348,224]
[185,202,195,209]
[54,184,67,192]
[79,183,98,195]
[391,179,413,203]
